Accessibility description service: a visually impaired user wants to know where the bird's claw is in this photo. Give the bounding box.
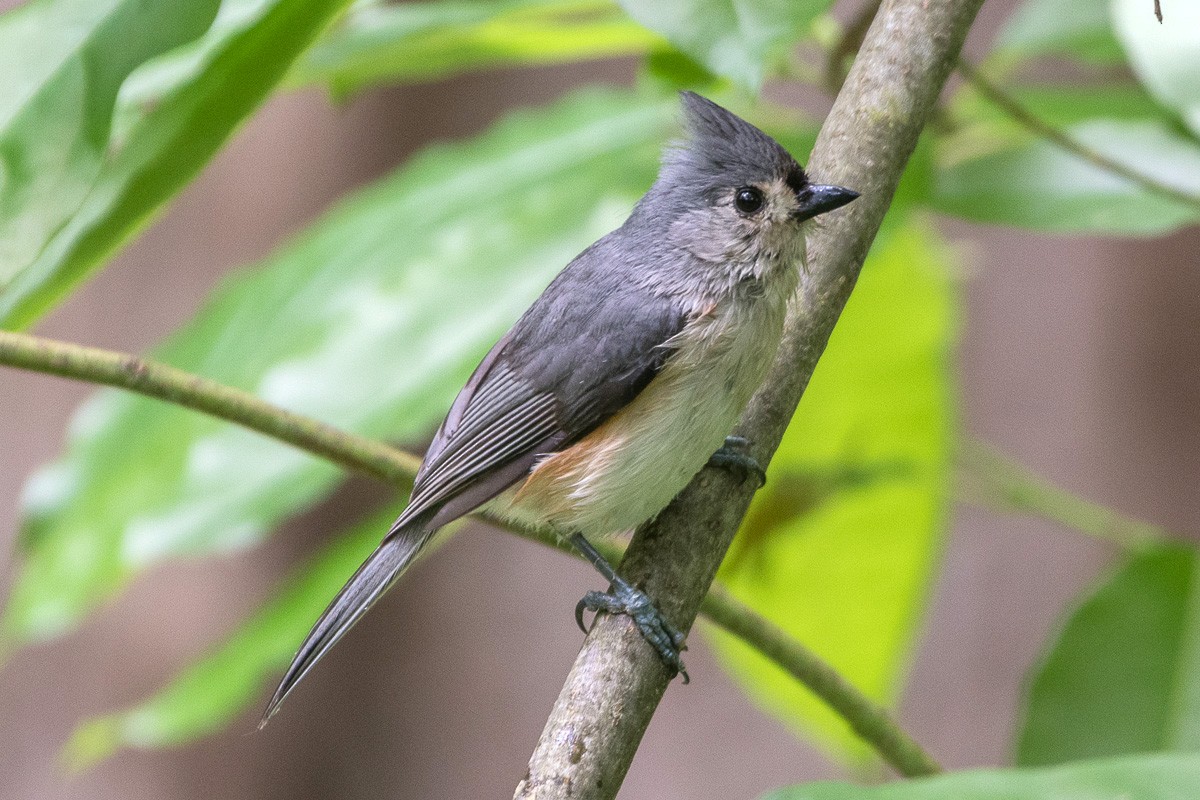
[708,435,767,488]
[575,583,689,683]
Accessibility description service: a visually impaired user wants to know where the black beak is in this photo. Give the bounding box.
[792,184,859,222]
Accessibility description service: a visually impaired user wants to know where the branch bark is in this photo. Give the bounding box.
[514,1,985,796]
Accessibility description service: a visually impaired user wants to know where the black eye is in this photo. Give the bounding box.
[734,187,764,215]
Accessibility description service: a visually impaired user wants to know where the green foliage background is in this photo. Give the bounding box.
[2,0,1200,796]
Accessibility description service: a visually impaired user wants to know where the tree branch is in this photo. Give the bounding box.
[698,586,941,778]
[515,1,984,796]
[543,533,942,778]
[0,330,420,485]
[0,328,938,775]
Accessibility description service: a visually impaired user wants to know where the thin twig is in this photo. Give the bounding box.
[0,328,937,776]
[516,0,985,795]
[823,0,883,94]
[0,330,420,484]
[958,439,1168,552]
[1155,0,1163,23]
[956,59,1200,213]
[699,586,941,777]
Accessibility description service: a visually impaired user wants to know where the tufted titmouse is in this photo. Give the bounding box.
[262,92,857,722]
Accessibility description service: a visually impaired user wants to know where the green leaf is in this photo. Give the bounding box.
[1016,544,1200,766]
[763,753,1200,800]
[640,47,722,92]
[63,502,409,767]
[1113,0,1200,138]
[0,0,219,287]
[616,0,831,90]
[932,114,1200,234]
[994,0,1124,64]
[2,87,676,647]
[0,0,358,330]
[291,0,663,96]
[705,221,956,762]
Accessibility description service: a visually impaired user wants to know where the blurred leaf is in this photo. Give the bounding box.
[2,87,677,647]
[0,0,219,287]
[291,0,663,96]
[705,222,956,762]
[1113,0,1200,138]
[993,0,1124,64]
[640,47,722,92]
[1017,543,1200,767]
[945,85,1164,154]
[932,114,1200,234]
[0,0,357,330]
[617,0,831,90]
[763,753,1200,800]
[63,502,407,767]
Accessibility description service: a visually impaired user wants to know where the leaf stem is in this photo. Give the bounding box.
[0,328,938,776]
[958,439,1168,551]
[956,59,1200,213]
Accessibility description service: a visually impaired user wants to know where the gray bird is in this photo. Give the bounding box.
[263,91,858,722]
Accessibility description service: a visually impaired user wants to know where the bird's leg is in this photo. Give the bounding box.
[707,435,767,488]
[568,532,689,683]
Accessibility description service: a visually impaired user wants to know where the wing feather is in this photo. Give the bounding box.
[393,391,556,526]
[391,238,689,535]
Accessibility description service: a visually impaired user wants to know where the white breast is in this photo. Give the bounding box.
[494,275,792,538]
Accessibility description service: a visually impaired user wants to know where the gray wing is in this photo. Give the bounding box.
[263,240,688,723]
[392,243,689,534]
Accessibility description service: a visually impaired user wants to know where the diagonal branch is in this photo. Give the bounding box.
[698,586,942,778]
[0,330,420,484]
[0,328,937,775]
[515,1,985,796]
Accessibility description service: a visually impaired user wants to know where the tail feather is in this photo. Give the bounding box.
[260,519,434,726]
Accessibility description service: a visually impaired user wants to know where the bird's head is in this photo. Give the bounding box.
[649,92,858,269]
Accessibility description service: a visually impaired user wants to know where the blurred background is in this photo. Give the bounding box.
[2,0,1198,798]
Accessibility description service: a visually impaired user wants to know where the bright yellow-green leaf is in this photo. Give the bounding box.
[706,221,957,763]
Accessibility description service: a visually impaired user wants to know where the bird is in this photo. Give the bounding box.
[262,91,858,723]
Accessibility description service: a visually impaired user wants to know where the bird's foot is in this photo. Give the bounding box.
[708,435,767,488]
[575,579,689,683]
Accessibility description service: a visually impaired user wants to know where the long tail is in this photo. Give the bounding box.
[260,512,436,725]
